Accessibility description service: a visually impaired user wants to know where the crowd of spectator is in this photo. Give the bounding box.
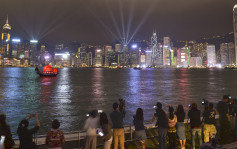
[0,95,236,149]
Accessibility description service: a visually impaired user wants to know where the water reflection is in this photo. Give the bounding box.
[38,77,57,103]
[0,68,237,136]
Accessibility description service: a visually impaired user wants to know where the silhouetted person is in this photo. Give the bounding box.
[133,108,147,149]
[188,103,202,149]
[152,102,168,149]
[167,106,177,149]
[110,102,125,149]
[0,114,14,149]
[202,103,217,143]
[17,114,40,149]
[100,112,113,149]
[175,105,186,149]
[217,95,232,144]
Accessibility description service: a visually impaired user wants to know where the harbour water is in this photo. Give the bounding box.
[0,67,237,137]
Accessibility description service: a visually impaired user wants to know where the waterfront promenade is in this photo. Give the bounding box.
[11,115,237,149]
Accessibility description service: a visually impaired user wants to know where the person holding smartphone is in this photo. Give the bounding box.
[17,114,40,149]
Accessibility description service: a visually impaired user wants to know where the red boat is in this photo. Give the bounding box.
[35,64,58,77]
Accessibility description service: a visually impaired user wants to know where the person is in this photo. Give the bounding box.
[133,108,147,149]
[17,114,40,149]
[0,114,14,149]
[152,102,168,149]
[216,95,232,144]
[202,103,217,143]
[84,110,99,149]
[188,103,202,149]
[167,106,177,149]
[45,119,65,149]
[99,112,113,149]
[175,105,186,149]
[230,99,237,140]
[110,102,126,149]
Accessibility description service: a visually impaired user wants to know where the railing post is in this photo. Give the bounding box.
[130,124,133,141]
[78,131,80,149]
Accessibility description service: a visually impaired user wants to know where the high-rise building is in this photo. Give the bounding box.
[206,45,216,67]
[11,39,21,58]
[163,37,171,66]
[145,50,152,66]
[151,31,159,66]
[157,44,163,66]
[40,45,47,65]
[95,49,103,67]
[233,4,237,64]
[177,47,188,67]
[190,57,202,67]
[29,40,38,65]
[54,52,71,67]
[104,45,113,67]
[1,16,11,58]
[115,44,121,52]
[220,43,236,66]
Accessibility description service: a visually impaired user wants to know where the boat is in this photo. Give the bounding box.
[35,64,58,77]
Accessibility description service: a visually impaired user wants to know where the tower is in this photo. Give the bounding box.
[1,16,11,58]
[151,31,158,66]
[206,45,216,67]
[163,37,171,66]
[233,4,237,65]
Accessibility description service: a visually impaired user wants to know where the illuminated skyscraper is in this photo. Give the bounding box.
[145,50,152,66]
[95,49,103,67]
[1,16,11,57]
[220,43,235,66]
[233,4,237,64]
[29,40,38,65]
[104,45,113,67]
[151,31,158,66]
[163,37,171,66]
[11,39,21,58]
[115,44,121,52]
[206,45,216,67]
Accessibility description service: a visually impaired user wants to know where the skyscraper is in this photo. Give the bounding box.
[29,40,38,65]
[220,43,235,66]
[104,45,113,67]
[163,37,171,66]
[206,45,216,67]
[1,16,11,58]
[233,4,237,65]
[151,31,158,66]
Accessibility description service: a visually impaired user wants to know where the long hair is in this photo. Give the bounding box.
[18,119,29,131]
[176,105,185,113]
[100,112,108,126]
[136,108,144,121]
[169,106,174,119]
[0,114,7,129]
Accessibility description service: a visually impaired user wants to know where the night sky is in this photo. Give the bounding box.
[0,0,237,44]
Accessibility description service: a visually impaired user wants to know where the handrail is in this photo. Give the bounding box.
[12,114,231,148]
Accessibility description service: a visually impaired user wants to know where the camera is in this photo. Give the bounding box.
[118,98,125,111]
[201,98,209,109]
[96,128,104,136]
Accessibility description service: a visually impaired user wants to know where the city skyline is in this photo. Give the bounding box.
[0,0,236,44]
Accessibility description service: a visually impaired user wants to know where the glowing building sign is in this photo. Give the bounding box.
[30,40,38,43]
[12,39,21,42]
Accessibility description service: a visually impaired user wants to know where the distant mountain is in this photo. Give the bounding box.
[198,32,234,50]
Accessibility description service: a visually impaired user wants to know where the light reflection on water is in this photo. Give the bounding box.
[0,67,237,137]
